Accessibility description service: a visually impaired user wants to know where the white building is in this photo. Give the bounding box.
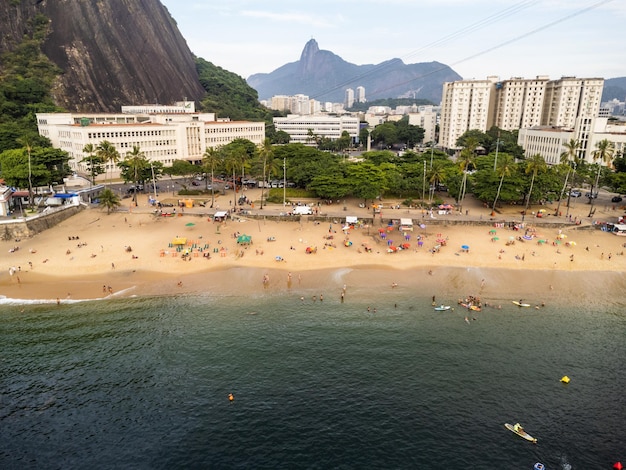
[407,106,439,144]
[439,77,497,150]
[440,75,604,159]
[36,111,265,178]
[356,86,366,103]
[493,76,549,130]
[518,118,626,166]
[345,88,355,109]
[517,126,575,165]
[273,114,359,145]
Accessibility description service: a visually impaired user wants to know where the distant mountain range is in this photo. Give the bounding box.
[247,39,461,104]
[602,77,626,102]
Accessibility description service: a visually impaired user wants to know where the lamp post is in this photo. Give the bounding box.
[422,160,426,202]
[150,161,157,200]
[283,157,286,208]
[493,133,502,172]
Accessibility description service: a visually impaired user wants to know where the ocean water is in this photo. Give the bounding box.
[1,285,624,469]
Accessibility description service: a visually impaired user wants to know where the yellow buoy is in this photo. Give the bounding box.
[560,376,570,384]
[228,393,234,401]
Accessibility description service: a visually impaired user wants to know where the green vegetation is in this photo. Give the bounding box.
[348,98,434,113]
[0,13,63,153]
[195,57,282,127]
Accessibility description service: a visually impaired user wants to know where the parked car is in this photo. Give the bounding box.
[612,196,623,203]
[570,190,582,197]
[585,192,598,199]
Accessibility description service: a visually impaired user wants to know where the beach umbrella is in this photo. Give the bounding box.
[492,236,499,241]
[489,229,497,234]
[558,233,567,239]
[185,222,195,227]
[237,234,252,244]
[461,244,470,252]
[172,237,187,245]
[401,243,410,249]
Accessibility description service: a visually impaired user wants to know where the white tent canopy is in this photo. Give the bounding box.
[346,216,358,224]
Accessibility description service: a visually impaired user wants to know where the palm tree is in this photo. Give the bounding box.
[224,147,245,207]
[591,139,614,193]
[491,154,514,215]
[82,143,97,186]
[257,138,274,209]
[554,139,581,217]
[98,188,121,214]
[202,146,222,208]
[524,153,547,212]
[96,140,120,185]
[125,145,146,205]
[427,160,447,202]
[588,139,615,215]
[457,137,478,210]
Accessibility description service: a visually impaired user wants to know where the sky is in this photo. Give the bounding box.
[160,0,624,83]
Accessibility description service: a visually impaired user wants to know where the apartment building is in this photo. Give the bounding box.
[439,76,604,162]
[439,77,497,149]
[273,114,359,145]
[36,111,265,178]
[356,86,366,103]
[493,76,549,130]
[345,88,355,109]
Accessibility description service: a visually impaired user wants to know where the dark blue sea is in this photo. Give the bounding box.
[1,283,624,469]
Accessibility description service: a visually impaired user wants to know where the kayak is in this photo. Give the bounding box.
[504,423,537,443]
[512,301,531,307]
[434,305,450,311]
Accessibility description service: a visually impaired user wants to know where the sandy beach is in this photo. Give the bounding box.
[1,192,625,304]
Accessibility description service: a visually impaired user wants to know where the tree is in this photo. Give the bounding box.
[588,139,615,215]
[123,145,147,205]
[457,137,478,209]
[346,162,387,204]
[98,187,121,214]
[202,146,222,208]
[96,140,120,185]
[256,138,273,209]
[555,139,581,216]
[16,136,34,206]
[223,146,246,204]
[428,160,448,201]
[273,130,290,144]
[370,122,398,149]
[81,143,105,185]
[167,159,197,187]
[491,154,515,215]
[524,153,548,212]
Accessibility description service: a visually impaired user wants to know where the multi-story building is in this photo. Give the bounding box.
[273,114,359,145]
[356,86,366,103]
[407,106,439,144]
[439,76,604,162]
[439,77,498,150]
[493,76,549,130]
[36,111,265,178]
[345,88,355,109]
[518,117,626,166]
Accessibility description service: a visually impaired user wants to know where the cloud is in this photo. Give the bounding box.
[241,10,337,28]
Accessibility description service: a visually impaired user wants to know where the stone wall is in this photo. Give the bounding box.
[0,205,84,241]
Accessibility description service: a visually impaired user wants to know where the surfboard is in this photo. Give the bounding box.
[512,301,531,307]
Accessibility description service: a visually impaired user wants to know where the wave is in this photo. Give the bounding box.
[0,285,137,306]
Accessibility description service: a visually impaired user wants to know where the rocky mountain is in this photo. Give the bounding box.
[247,39,462,104]
[0,0,206,112]
[602,77,626,102]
